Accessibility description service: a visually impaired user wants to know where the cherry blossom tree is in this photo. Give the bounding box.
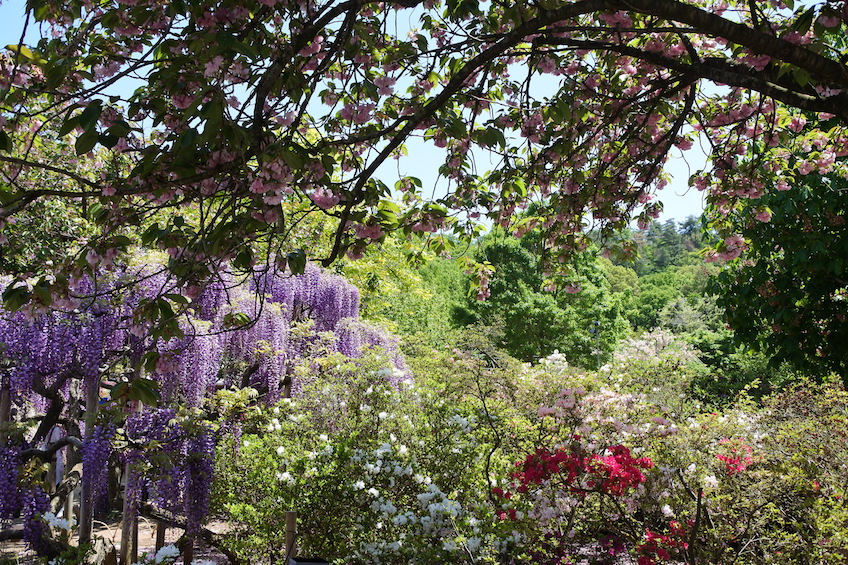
[1,0,847,327]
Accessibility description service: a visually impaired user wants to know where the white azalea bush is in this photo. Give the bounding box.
[211,347,530,564]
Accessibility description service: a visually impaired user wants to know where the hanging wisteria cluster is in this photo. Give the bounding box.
[0,261,406,554]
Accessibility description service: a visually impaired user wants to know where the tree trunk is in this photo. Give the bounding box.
[119,459,138,565]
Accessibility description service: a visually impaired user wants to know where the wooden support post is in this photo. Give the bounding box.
[131,514,138,565]
[154,521,166,551]
[64,485,75,531]
[282,374,292,399]
[285,511,297,565]
[119,462,138,565]
[182,535,194,565]
[119,400,140,565]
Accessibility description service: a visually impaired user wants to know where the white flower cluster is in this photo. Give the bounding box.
[133,545,215,565]
[133,544,180,565]
[352,442,414,479]
[333,432,512,564]
[276,470,295,486]
[267,417,283,432]
[447,413,472,433]
[539,349,569,372]
[43,511,74,531]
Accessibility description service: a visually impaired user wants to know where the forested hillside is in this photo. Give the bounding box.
[343,215,810,405]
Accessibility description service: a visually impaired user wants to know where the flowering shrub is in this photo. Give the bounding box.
[212,347,527,564]
[715,438,755,475]
[208,339,848,565]
[505,444,652,498]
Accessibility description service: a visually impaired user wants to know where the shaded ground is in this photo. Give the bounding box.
[2,520,680,565]
[0,518,230,564]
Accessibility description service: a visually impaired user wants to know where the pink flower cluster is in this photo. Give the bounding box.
[635,520,689,565]
[501,443,652,500]
[715,438,754,475]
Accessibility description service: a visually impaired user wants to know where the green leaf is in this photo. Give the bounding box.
[287,249,307,275]
[45,64,69,89]
[175,127,198,152]
[86,202,107,222]
[2,284,32,312]
[0,187,14,205]
[141,351,160,374]
[792,7,816,35]
[223,312,252,329]
[107,120,133,137]
[109,382,127,402]
[75,128,99,154]
[157,298,175,321]
[164,293,190,304]
[233,249,253,270]
[32,280,52,306]
[481,127,506,149]
[167,0,186,16]
[793,67,811,88]
[280,148,304,169]
[5,44,39,62]
[201,101,223,139]
[79,103,103,131]
[130,378,161,405]
[58,114,81,136]
[0,130,11,152]
[99,133,119,148]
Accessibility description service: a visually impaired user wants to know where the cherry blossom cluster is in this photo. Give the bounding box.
[3,0,847,314]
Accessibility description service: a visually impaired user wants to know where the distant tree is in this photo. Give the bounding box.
[600,258,640,296]
[658,295,723,334]
[633,219,703,275]
[679,215,708,251]
[461,231,629,366]
[341,237,465,344]
[626,270,683,330]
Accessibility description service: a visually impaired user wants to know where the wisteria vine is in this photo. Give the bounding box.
[0,260,405,554]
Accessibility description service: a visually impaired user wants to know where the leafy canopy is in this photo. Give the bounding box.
[709,173,848,380]
[1,0,848,327]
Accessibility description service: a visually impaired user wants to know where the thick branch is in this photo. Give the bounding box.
[20,436,83,462]
[537,36,848,119]
[0,155,100,217]
[610,0,848,87]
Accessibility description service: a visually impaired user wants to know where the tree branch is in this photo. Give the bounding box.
[611,0,848,88]
[536,36,848,119]
[20,436,83,462]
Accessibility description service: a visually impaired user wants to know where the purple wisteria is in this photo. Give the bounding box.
[0,260,406,553]
[81,424,115,515]
[0,446,22,519]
